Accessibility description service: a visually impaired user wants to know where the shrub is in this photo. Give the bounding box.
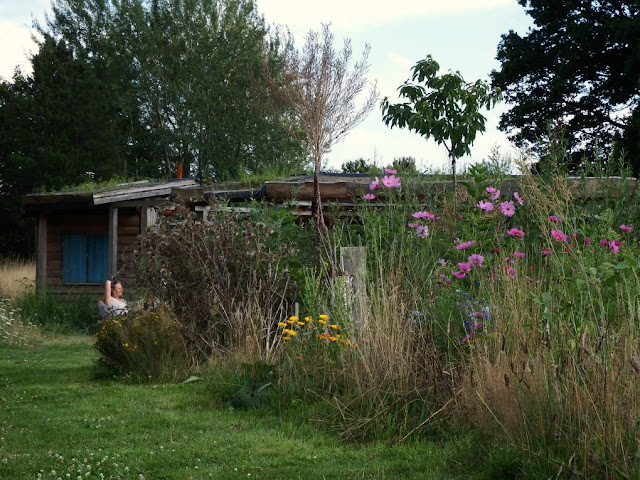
[134,199,304,362]
[16,292,101,334]
[94,308,190,382]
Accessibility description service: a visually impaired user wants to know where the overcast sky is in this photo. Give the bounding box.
[0,0,533,172]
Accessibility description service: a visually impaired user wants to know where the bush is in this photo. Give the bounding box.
[94,308,190,382]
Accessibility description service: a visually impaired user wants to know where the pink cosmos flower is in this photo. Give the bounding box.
[608,240,620,254]
[513,191,524,205]
[363,193,376,200]
[468,254,484,267]
[541,249,552,256]
[551,229,569,242]
[412,211,435,220]
[455,240,476,250]
[486,186,500,201]
[505,265,517,278]
[451,270,467,279]
[498,201,516,217]
[600,238,609,246]
[438,273,452,285]
[477,200,494,211]
[584,237,591,245]
[457,261,472,272]
[438,258,447,266]
[549,215,563,223]
[513,251,526,259]
[507,228,525,237]
[382,174,401,188]
[369,177,381,191]
[414,225,429,238]
[384,168,397,174]
[620,224,632,232]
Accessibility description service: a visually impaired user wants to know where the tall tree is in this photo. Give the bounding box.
[491,1,640,172]
[264,23,378,269]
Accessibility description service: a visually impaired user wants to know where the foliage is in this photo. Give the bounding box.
[94,308,190,382]
[381,55,501,187]
[491,0,640,174]
[16,292,101,334]
[134,199,304,361]
[0,298,41,347]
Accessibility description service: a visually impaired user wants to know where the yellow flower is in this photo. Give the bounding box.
[318,319,327,325]
[123,342,129,348]
[286,319,295,325]
[318,314,329,321]
[330,324,339,330]
[289,316,299,322]
[329,336,337,342]
[289,330,297,336]
[277,322,287,328]
[305,316,313,322]
[283,336,291,341]
[297,321,305,326]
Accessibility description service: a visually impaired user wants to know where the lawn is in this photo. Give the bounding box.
[0,335,473,480]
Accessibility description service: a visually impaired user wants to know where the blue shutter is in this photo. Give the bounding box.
[62,234,88,283]
[87,235,108,283]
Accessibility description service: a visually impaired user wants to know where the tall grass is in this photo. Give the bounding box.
[0,257,34,299]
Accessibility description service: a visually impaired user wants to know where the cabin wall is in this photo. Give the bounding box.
[42,208,142,300]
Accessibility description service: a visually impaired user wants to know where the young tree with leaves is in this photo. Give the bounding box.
[264,23,378,270]
[381,55,501,192]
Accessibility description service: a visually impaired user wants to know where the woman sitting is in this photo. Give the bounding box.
[103,279,129,317]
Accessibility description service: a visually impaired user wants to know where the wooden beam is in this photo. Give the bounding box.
[108,207,118,278]
[36,215,47,293]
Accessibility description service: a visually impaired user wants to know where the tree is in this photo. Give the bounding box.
[491,1,640,172]
[264,23,378,269]
[39,0,307,180]
[381,55,500,192]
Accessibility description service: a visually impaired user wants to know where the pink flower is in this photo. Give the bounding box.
[438,258,447,266]
[513,191,524,205]
[369,177,381,191]
[608,240,620,254]
[468,254,484,267]
[486,186,500,201]
[541,249,552,256]
[498,201,516,217]
[507,228,525,237]
[384,168,397,174]
[477,200,494,211]
[584,237,591,245]
[382,175,401,188]
[549,215,563,222]
[363,193,376,200]
[600,238,609,246]
[620,224,632,232]
[551,229,569,242]
[513,251,526,259]
[451,270,467,279]
[414,225,429,238]
[455,240,476,250]
[438,273,451,285]
[412,211,435,220]
[457,261,472,272]
[505,265,517,278]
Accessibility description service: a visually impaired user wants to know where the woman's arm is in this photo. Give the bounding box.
[105,280,112,305]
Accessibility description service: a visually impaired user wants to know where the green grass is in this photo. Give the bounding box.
[0,336,476,479]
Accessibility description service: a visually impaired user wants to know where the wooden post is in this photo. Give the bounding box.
[108,207,118,278]
[36,215,47,293]
[340,246,367,333]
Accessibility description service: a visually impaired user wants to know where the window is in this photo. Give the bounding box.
[62,234,108,283]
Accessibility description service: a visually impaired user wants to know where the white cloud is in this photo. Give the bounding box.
[258,0,515,33]
[0,21,36,81]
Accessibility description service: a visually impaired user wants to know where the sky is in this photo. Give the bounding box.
[0,0,533,172]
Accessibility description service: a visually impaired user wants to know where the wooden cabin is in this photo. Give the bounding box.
[23,179,201,299]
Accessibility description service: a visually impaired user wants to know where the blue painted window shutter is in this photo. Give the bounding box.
[62,234,108,283]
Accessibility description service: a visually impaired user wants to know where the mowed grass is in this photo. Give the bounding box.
[0,336,472,480]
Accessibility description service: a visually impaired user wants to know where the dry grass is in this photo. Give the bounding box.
[0,258,35,299]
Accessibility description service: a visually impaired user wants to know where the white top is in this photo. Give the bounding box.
[108,297,128,316]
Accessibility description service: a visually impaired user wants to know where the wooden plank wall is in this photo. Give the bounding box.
[44,208,142,300]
